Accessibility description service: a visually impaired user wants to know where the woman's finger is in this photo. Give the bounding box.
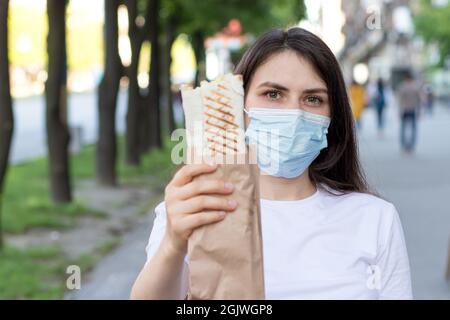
[177,179,234,200]
[185,195,238,214]
[176,195,238,215]
[171,163,218,187]
[182,210,227,230]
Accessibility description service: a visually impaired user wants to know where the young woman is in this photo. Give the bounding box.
[130,27,412,300]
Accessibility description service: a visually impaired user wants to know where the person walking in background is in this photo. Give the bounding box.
[375,78,386,136]
[397,72,421,154]
[349,79,366,130]
[423,83,435,115]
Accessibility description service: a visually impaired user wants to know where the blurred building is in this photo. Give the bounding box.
[302,0,429,90]
[339,0,422,89]
[300,0,346,55]
[205,19,248,80]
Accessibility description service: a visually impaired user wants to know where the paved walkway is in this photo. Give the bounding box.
[66,101,450,300]
[358,102,450,299]
[65,214,154,300]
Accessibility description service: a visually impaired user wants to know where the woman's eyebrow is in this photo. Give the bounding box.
[257,82,328,94]
[257,81,289,91]
[303,88,328,94]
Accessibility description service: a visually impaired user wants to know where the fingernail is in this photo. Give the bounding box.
[224,182,234,190]
[218,211,226,217]
[228,199,238,208]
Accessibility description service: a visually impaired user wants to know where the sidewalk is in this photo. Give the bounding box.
[66,102,450,300]
[359,102,450,299]
[64,214,155,299]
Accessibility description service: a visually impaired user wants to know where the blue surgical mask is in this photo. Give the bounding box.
[244,107,331,178]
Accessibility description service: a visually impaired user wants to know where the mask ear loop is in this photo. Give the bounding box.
[243,107,250,134]
[242,108,256,155]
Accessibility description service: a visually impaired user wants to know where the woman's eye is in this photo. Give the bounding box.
[264,90,281,100]
[304,96,323,105]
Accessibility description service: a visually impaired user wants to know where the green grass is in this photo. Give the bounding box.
[0,245,65,299]
[2,137,176,234]
[0,135,177,299]
[0,238,125,299]
[70,136,178,185]
[1,155,104,233]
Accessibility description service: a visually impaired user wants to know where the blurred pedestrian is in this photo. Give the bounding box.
[375,78,386,135]
[397,72,421,154]
[423,84,435,115]
[349,80,366,130]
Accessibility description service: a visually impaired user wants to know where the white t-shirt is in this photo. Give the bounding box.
[145,186,413,299]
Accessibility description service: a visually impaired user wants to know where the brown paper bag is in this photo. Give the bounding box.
[186,149,265,300]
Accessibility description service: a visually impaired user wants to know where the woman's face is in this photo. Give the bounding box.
[244,50,331,125]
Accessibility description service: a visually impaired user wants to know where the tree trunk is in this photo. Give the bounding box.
[45,0,72,203]
[147,0,162,149]
[193,31,206,87]
[163,17,176,134]
[137,3,154,154]
[124,0,143,166]
[97,0,121,186]
[139,82,151,153]
[0,0,13,248]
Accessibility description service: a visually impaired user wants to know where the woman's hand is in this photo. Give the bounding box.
[162,162,237,257]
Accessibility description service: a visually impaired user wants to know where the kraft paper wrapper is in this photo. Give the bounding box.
[186,149,265,300]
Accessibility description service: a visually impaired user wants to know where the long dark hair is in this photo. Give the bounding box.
[234,27,369,194]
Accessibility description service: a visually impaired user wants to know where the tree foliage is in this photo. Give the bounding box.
[414,0,450,66]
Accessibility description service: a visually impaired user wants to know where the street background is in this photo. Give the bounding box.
[0,0,449,299]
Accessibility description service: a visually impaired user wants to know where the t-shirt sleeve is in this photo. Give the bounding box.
[145,201,167,264]
[144,201,189,300]
[376,204,413,299]
[145,201,189,265]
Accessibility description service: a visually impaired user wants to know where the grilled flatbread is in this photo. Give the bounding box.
[181,74,265,300]
[181,74,245,163]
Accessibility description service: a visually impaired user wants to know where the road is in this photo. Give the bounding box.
[10,90,127,164]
